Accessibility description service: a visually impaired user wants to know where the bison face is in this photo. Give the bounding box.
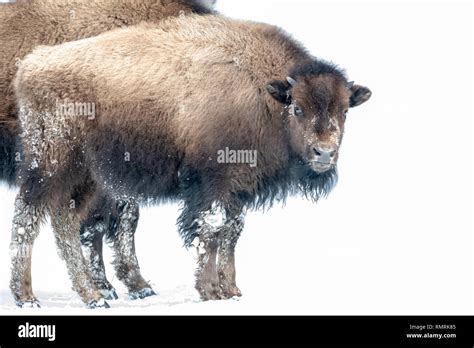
[267,75,371,173]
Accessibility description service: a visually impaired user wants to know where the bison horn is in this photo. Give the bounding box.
[286,76,297,87]
[347,81,355,89]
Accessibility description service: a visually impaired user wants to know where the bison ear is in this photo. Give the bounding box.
[266,80,292,105]
[350,84,372,108]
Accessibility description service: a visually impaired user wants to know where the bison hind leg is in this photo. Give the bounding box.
[108,198,156,300]
[47,176,109,308]
[80,219,118,301]
[50,203,108,308]
[10,193,46,308]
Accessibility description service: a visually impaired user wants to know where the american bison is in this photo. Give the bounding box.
[12,14,371,307]
[1,0,216,307]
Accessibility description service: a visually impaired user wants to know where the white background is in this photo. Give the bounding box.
[0,0,472,314]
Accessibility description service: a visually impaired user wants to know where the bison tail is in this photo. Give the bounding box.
[187,0,218,13]
[0,121,19,187]
[196,0,217,8]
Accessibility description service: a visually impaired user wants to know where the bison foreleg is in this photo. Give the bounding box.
[217,210,245,299]
[194,229,221,301]
[191,202,245,301]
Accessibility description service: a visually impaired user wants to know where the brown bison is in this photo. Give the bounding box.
[13,14,371,307]
[0,0,216,306]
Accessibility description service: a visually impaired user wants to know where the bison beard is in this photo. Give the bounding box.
[11,14,370,307]
[0,0,216,307]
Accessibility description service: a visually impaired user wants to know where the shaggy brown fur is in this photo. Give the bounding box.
[13,14,371,306]
[1,0,216,307]
[1,0,215,156]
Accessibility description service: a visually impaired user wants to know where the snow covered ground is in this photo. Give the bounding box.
[0,0,473,315]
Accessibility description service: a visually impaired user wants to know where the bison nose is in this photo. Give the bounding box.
[313,147,336,163]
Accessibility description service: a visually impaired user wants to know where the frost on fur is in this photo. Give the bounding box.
[2,0,219,309]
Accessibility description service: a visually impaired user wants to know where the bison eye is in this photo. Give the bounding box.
[289,104,304,117]
[294,105,304,117]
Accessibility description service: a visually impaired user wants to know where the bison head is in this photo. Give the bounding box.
[267,68,371,173]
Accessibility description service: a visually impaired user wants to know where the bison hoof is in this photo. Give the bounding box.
[196,282,225,301]
[222,286,242,299]
[99,288,119,300]
[129,287,156,300]
[17,299,41,308]
[87,298,110,309]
